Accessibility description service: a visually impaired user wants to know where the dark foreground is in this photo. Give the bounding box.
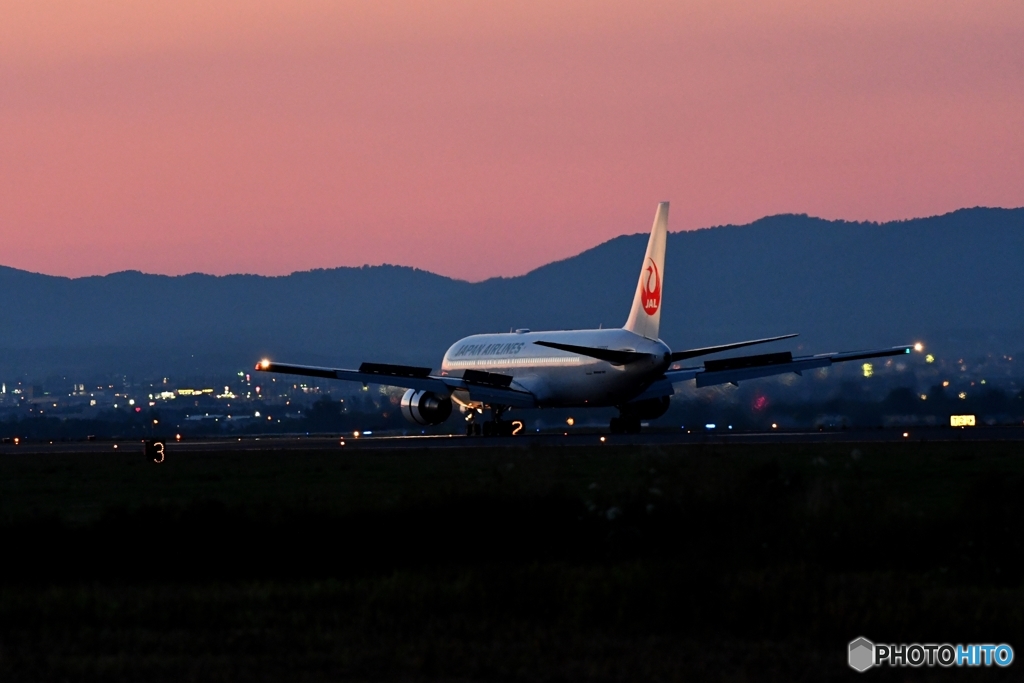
[2,441,1023,681]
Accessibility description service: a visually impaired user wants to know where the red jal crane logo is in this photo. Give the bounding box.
[642,258,660,315]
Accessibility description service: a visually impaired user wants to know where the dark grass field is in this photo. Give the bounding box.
[2,440,1024,681]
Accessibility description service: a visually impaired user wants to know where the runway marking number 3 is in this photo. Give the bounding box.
[145,439,166,463]
[511,420,524,436]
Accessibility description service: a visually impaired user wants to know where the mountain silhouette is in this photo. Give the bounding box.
[1,207,1021,379]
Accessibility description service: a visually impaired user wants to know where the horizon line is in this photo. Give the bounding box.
[2,205,1019,283]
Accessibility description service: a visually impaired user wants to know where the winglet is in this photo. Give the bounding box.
[624,202,669,340]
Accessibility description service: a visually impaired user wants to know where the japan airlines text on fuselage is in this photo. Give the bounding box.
[440,329,669,407]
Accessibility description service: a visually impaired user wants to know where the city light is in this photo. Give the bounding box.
[566,417,575,426]
[862,363,874,378]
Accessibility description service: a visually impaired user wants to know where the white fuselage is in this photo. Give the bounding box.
[440,328,671,408]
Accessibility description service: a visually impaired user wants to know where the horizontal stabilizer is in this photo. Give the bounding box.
[533,340,653,365]
[669,334,797,362]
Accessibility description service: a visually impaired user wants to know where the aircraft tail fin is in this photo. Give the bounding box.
[623,202,669,340]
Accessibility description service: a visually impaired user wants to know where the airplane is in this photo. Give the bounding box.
[255,202,913,435]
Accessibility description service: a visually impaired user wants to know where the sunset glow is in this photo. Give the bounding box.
[2,0,1022,280]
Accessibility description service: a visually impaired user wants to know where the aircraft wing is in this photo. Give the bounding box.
[663,345,913,388]
[255,360,537,408]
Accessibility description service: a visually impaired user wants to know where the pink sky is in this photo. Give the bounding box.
[2,0,1022,281]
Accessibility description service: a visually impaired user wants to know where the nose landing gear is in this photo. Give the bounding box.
[464,409,482,436]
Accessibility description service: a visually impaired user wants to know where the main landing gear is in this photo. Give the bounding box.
[609,396,671,435]
[608,416,642,434]
[466,405,516,437]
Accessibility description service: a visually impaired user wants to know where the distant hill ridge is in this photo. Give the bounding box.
[1,207,1022,378]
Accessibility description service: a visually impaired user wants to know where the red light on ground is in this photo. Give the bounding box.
[135,407,142,413]
[752,396,768,411]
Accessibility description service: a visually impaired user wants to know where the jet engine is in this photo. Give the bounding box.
[400,389,453,426]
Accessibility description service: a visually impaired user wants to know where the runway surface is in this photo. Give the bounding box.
[4,424,1024,455]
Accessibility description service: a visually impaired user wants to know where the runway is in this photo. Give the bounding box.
[4,424,1024,456]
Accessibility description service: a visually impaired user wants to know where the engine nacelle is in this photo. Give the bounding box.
[400,389,453,426]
